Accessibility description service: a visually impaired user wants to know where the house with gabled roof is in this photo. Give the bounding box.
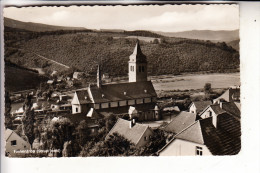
[158,112,241,156]
[71,41,159,121]
[213,86,240,104]
[5,129,31,157]
[164,111,197,134]
[199,101,240,120]
[105,118,154,148]
[189,101,212,115]
[71,90,91,114]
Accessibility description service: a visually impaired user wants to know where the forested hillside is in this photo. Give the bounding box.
[5,61,48,92]
[5,25,239,77]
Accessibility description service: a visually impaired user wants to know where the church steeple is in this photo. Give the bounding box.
[129,40,147,63]
[97,64,102,88]
[129,40,148,82]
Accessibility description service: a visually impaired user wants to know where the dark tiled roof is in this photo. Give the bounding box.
[164,111,197,134]
[175,120,205,144]
[86,108,103,119]
[201,102,241,120]
[75,90,91,104]
[105,118,151,145]
[134,103,157,112]
[161,113,241,155]
[192,101,212,113]
[89,81,157,103]
[210,105,226,115]
[59,111,100,125]
[129,41,147,63]
[221,102,241,119]
[96,103,156,117]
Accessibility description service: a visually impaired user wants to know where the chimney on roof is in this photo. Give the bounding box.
[219,101,223,109]
[212,115,218,128]
[129,118,136,128]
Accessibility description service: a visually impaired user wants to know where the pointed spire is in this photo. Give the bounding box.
[132,39,141,55]
[129,40,147,63]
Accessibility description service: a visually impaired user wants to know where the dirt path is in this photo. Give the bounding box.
[32,52,70,69]
[7,47,70,69]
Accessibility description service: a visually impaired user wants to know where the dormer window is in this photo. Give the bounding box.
[102,94,105,98]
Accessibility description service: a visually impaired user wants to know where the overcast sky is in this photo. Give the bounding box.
[4,5,239,32]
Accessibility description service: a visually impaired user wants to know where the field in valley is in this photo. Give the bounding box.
[151,73,240,91]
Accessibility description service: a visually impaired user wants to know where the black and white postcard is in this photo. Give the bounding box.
[2,4,242,158]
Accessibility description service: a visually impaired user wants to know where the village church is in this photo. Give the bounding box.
[71,41,160,121]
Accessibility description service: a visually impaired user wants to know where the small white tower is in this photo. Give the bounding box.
[129,40,148,82]
[97,65,102,88]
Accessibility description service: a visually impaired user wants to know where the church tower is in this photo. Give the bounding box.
[129,40,148,82]
[97,64,102,88]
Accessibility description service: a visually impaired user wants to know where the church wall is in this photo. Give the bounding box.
[110,102,119,107]
[144,98,152,103]
[129,62,137,82]
[94,103,100,109]
[152,97,157,102]
[119,100,127,106]
[72,104,81,114]
[136,98,144,104]
[128,100,135,105]
[101,103,109,109]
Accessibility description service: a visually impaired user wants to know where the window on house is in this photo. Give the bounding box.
[76,107,78,113]
[11,140,17,146]
[196,146,203,156]
[139,66,142,72]
[133,66,134,71]
[209,111,212,117]
[144,136,147,141]
[142,66,145,72]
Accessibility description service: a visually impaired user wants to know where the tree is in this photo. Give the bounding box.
[62,141,73,157]
[105,114,117,132]
[153,38,159,44]
[5,91,14,130]
[75,120,91,147]
[204,83,212,94]
[22,94,35,147]
[40,117,80,157]
[85,132,136,156]
[134,129,167,156]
